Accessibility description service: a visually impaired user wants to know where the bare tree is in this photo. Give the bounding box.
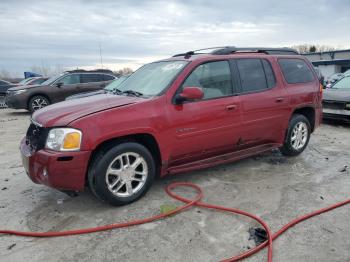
[29,64,65,77]
[114,67,134,76]
[0,69,12,79]
[291,44,338,54]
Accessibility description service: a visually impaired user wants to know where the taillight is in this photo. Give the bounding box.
[319,83,323,94]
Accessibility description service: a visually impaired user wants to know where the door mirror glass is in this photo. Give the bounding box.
[175,86,204,104]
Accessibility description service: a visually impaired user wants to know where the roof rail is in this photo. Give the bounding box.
[173,46,299,58]
[66,69,114,74]
[211,46,299,55]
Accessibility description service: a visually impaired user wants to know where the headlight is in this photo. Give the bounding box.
[45,128,82,151]
[346,103,350,110]
[11,89,27,95]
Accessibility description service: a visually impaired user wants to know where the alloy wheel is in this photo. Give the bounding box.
[105,152,148,198]
[291,122,308,150]
[31,98,48,111]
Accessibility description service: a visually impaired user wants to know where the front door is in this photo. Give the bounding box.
[166,60,242,166]
[50,73,82,102]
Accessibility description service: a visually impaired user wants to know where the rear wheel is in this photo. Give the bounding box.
[88,142,156,206]
[281,114,311,156]
[29,95,50,112]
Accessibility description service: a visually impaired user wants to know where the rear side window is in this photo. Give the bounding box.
[236,59,271,92]
[81,74,104,83]
[278,58,314,84]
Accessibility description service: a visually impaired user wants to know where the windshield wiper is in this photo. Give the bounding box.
[122,90,143,97]
[111,88,123,95]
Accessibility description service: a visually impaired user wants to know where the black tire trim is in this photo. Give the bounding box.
[89,142,156,206]
[281,114,311,156]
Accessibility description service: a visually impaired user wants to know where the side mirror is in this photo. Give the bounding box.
[175,87,204,104]
[55,82,63,88]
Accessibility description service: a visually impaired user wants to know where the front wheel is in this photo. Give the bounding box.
[29,95,50,113]
[281,114,311,156]
[88,142,156,206]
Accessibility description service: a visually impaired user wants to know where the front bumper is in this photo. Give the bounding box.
[20,137,91,191]
[322,108,350,122]
[5,94,27,109]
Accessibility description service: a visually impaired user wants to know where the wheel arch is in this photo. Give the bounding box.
[87,133,162,184]
[291,106,315,132]
[27,93,51,110]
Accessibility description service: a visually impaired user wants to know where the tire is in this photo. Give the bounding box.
[29,95,50,113]
[88,142,156,206]
[281,114,311,156]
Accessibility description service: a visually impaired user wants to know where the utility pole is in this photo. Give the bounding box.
[99,43,103,69]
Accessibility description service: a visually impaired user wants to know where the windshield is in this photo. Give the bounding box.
[117,61,188,96]
[41,73,64,85]
[18,78,31,84]
[332,76,350,89]
[104,75,129,91]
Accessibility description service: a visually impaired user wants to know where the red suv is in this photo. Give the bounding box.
[20,47,322,205]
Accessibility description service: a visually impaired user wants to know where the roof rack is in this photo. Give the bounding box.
[173,46,299,58]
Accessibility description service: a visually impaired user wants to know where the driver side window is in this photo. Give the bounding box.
[182,61,233,99]
[59,74,81,85]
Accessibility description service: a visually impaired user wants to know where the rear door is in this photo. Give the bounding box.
[80,73,109,92]
[233,58,290,146]
[166,60,242,166]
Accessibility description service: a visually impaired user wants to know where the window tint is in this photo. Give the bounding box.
[262,60,276,88]
[0,80,8,86]
[59,74,80,85]
[237,59,267,92]
[81,74,104,83]
[278,58,314,84]
[182,61,232,99]
[103,74,115,81]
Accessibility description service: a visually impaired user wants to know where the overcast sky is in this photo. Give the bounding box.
[0,0,349,77]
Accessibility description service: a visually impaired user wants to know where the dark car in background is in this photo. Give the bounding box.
[323,76,350,122]
[65,74,130,100]
[5,69,116,112]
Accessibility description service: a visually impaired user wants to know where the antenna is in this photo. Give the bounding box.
[99,43,103,69]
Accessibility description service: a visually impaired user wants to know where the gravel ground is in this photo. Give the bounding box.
[0,108,349,262]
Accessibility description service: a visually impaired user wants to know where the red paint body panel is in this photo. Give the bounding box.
[21,138,91,191]
[21,52,323,192]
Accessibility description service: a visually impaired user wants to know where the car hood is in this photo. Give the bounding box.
[32,94,144,127]
[8,84,42,91]
[323,89,350,102]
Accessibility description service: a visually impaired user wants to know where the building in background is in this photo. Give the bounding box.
[304,49,350,79]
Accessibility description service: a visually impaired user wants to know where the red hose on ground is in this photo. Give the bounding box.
[0,182,349,262]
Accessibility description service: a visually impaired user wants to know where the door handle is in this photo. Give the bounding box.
[275,97,285,103]
[226,104,237,111]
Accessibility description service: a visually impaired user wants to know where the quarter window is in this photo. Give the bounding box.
[182,61,233,99]
[237,59,269,92]
[278,58,314,84]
